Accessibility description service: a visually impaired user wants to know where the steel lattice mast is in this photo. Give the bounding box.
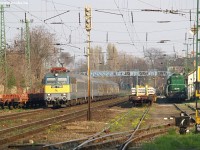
[195,0,200,133]
[24,13,31,90]
[0,5,7,93]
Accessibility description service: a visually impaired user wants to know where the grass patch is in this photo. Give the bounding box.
[46,124,62,134]
[107,108,146,132]
[141,129,200,150]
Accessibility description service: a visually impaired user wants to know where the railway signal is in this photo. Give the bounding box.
[85,6,91,31]
[175,112,190,134]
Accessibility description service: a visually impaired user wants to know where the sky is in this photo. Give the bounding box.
[1,0,197,60]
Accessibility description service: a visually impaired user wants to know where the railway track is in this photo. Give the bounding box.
[39,105,153,150]
[35,124,171,150]
[40,103,198,150]
[7,102,182,150]
[174,103,196,122]
[1,96,127,149]
[0,96,127,130]
[0,108,45,122]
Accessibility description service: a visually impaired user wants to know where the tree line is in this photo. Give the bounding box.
[1,25,188,93]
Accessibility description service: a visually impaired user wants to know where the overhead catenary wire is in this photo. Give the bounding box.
[6,0,86,54]
[3,0,196,58]
[50,0,70,43]
[43,10,70,22]
[113,0,136,48]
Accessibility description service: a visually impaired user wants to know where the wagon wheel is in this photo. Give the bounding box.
[44,101,48,108]
[1,103,4,109]
[18,103,23,108]
[25,102,30,108]
[132,102,136,107]
[13,103,18,109]
[22,102,27,108]
[141,100,143,106]
[8,102,13,110]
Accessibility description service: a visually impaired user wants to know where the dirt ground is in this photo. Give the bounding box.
[24,101,133,144]
[16,100,181,146]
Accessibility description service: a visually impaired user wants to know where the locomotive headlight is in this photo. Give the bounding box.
[62,93,66,96]
[54,73,58,77]
[47,93,51,96]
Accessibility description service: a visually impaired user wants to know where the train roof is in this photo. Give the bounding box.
[167,73,185,79]
[68,73,118,85]
[44,72,69,78]
[44,72,118,85]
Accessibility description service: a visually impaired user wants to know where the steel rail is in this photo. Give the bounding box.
[120,106,150,150]
[126,129,168,148]
[0,108,45,122]
[71,106,150,150]
[73,108,134,150]
[42,123,172,150]
[0,97,127,135]
[5,97,127,149]
[174,104,196,123]
[5,113,86,149]
[75,124,173,150]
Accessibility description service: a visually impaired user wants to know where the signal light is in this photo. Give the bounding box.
[85,6,91,31]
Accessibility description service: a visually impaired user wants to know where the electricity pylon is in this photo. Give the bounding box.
[21,13,31,91]
[195,0,200,133]
[24,13,31,90]
[0,5,7,93]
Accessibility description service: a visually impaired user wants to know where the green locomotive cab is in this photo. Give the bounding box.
[165,73,187,102]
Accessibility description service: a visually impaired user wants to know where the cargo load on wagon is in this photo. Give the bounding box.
[129,85,157,106]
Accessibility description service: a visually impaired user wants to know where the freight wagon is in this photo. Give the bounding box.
[129,85,157,106]
[0,93,28,109]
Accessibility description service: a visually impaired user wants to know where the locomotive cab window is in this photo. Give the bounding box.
[58,78,69,84]
[45,77,69,84]
[46,78,56,84]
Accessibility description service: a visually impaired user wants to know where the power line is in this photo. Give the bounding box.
[6,0,85,53]
[43,10,70,22]
[113,0,135,47]
[50,0,70,42]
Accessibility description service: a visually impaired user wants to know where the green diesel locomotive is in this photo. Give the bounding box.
[165,73,187,102]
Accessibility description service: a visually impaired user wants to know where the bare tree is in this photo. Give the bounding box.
[8,25,57,89]
[30,26,56,79]
[90,45,104,70]
[58,52,74,67]
[106,43,119,71]
[144,47,164,70]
